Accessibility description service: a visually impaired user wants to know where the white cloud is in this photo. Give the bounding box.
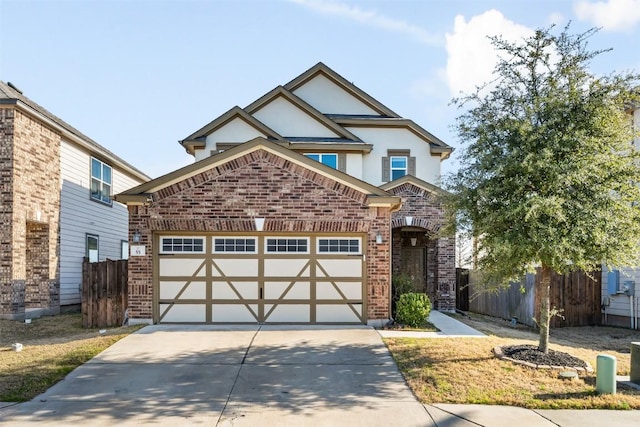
[574,0,640,31]
[289,0,440,45]
[445,10,533,96]
[548,12,566,25]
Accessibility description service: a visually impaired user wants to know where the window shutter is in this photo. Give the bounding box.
[408,156,416,176]
[382,157,390,182]
[338,153,347,172]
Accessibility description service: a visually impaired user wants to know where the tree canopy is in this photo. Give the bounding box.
[447,25,640,285]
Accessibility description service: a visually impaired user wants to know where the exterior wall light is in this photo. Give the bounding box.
[410,237,417,246]
[132,230,141,243]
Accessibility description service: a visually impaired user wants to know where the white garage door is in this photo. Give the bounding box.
[156,235,365,324]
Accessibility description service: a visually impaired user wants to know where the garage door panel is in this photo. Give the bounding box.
[212,304,259,322]
[159,258,206,277]
[212,259,259,277]
[264,304,310,322]
[316,304,362,323]
[159,304,206,322]
[159,281,206,300]
[213,281,258,299]
[316,281,362,300]
[264,281,310,299]
[264,259,310,277]
[316,259,362,277]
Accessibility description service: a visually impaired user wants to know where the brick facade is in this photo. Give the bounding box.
[0,107,61,319]
[387,181,456,311]
[127,148,393,323]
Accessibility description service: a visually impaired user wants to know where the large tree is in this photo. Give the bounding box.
[447,25,640,353]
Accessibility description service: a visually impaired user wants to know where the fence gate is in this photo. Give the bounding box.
[81,258,128,328]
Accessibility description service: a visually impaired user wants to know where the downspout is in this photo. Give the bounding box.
[631,295,635,330]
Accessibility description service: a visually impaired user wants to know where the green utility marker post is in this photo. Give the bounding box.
[631,342,640,385]
[596,354,617,394]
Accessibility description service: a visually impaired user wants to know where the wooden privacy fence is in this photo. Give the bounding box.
[82,258,128,328]
[462,268,601,328]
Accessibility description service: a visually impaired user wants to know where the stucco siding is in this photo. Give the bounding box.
[346,153,363,180]
[195,118,267,162]
[292,74,379,115]
[346,127,441,185]
[252,97,339,138]
[59,140,140,305]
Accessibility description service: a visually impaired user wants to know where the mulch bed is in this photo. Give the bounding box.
[494,344,593,372]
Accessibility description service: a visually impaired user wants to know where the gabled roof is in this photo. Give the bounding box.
[379,174,449,195]
[0,81,149,182]
[117,137,400,209]
[284,62,400,118]
[244,86,361,141]
[333,116,453,158]
[180,106,285,155]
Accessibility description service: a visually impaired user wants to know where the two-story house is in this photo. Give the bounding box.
[117,63,455,325]
[0,81,149,320]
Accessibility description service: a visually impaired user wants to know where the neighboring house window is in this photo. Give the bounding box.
[91,157,112,204]
[381,150,416,182]
[305,153,338,169]
[213,238,256,253]
[121,240,129,260]
[266,238,309,253]
[161,237,205,254]
[318,238,360,254]
[86,234,99,263]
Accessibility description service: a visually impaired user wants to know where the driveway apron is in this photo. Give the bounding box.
[0,325,432,426]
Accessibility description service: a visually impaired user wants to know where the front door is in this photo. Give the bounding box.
[400,247,426,292]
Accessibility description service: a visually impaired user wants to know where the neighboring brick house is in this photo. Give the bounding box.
[117,63,454,325]
[0,81,149,320]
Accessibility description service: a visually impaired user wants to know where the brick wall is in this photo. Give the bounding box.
[127,149,392,322]
[388,181,456,311]
[0,106,61,317]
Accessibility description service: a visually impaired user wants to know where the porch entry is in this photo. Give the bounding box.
[400,246,426,293]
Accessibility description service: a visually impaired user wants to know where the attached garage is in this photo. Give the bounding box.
[157,234,365,323]
[117,138,399,325]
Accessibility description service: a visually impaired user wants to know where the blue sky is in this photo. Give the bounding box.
[1,0,638,179]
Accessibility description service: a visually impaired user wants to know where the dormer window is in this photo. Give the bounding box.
[305,153,338,169]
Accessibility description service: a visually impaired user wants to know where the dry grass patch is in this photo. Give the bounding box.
[0,313,142,402]
[385,313,640,409]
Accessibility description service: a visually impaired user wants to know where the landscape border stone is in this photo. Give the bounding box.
[493,346,594,373]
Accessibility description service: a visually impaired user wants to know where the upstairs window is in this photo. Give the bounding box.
[390,156,408,180]
[305,153,338,169]
[382,150,415,182]
[91,157,112,204]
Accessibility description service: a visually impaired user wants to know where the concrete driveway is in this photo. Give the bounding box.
[0,325,431,426]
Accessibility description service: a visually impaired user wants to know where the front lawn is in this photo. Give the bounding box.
[0,313,142,402]
[385,313,640,409]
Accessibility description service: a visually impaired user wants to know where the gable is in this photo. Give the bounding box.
[206,116,267,144]
[291,73,380,116]
[251,95,342,138]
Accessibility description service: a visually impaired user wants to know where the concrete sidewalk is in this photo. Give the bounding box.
[377,310,486,338]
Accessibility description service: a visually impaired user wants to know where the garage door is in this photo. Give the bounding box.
[156,235,365,324]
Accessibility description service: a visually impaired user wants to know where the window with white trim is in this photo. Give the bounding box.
[305,153,338,169]
[161,237,205,253]
[213,238,256,253]
[90,157,112,204]
[86,234,99,262]
[121,240,129,260]
[266,238,309,253]
[318,238,360,254]
[390,156,408,180]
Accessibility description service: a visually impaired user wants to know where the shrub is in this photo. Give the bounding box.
[392,273,416,317]
[395,293,431,328]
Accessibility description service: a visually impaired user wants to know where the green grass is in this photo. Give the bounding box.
[0,313,142,402]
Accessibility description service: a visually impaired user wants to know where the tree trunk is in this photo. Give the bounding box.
[538,264,552,354]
